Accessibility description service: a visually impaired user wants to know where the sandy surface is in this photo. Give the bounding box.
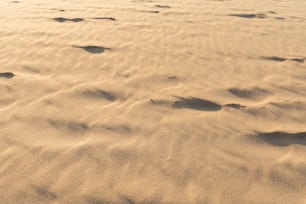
[1,0,306,203]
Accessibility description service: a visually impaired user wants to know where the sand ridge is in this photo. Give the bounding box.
[1,0,306,203]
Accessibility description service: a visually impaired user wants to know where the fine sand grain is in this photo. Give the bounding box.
[1,0,306,203]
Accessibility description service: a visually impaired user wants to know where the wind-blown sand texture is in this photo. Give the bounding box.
[1,0,306,203]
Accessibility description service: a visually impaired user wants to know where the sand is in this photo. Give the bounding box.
[1,0,306,203]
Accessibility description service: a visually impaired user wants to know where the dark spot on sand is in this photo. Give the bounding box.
[229,13,267,19]
[155,5,171,8]
[0,72,15,79]
[261,56,304,63]
[261,56,287,62]
[82,89,117,101]
[91,17,116,21]
[255,131,306,146]
[36,187,57,200]
[52,17,84,23]
[224,103,246,109]
[290,58,305,63]
[227,87,268,99]
[72,45,111,54]
[173,97,222,111]
[168,76,177,80]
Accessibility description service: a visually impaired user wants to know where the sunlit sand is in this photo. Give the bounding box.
[1,0,306,203]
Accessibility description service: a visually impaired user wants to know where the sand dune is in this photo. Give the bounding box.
[1,0,306,203]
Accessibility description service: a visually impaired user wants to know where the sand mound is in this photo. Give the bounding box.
[1,0,306,203]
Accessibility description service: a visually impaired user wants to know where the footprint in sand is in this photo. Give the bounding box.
[167,75,177,80]
[91,17,116,21]
[253,131,306,147]
[155,5,171,9]
[81,89,117,101]
[229,13,267,19]
[72,45,111,54]
[261,56,305,63]
[151,96,246,111]
[140,10,160,14]
[52,17,84,23]
[275,17,285,20]
[224,103,246,109]
[150,97,222,112]
[227,87,269,100]
[0,72,15,79]
[50,8,66,12]
[172,97,222,111]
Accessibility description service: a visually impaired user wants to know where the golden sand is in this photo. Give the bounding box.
[1,0,306,203]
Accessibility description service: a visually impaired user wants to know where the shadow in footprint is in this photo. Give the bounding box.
[168,75,177,80]
[82,89,117,101]
[50,8,66,12]
[290,58,305,63]
[155,5,171,8]
[227,87,268,99]
[0,72,15,79]
[261,56,287,62]
[173,97,222,111]
[229,13,266,19]
[91,17,116,21]
[224,103,246,109]
[52,17,84,23]
[275,17,285,20]
[72,45,111,54]
[140,10,160,14]
[256,131,306,146]
[261,56,304,63]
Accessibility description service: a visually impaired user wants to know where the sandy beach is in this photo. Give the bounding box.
[1,0,306,203]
